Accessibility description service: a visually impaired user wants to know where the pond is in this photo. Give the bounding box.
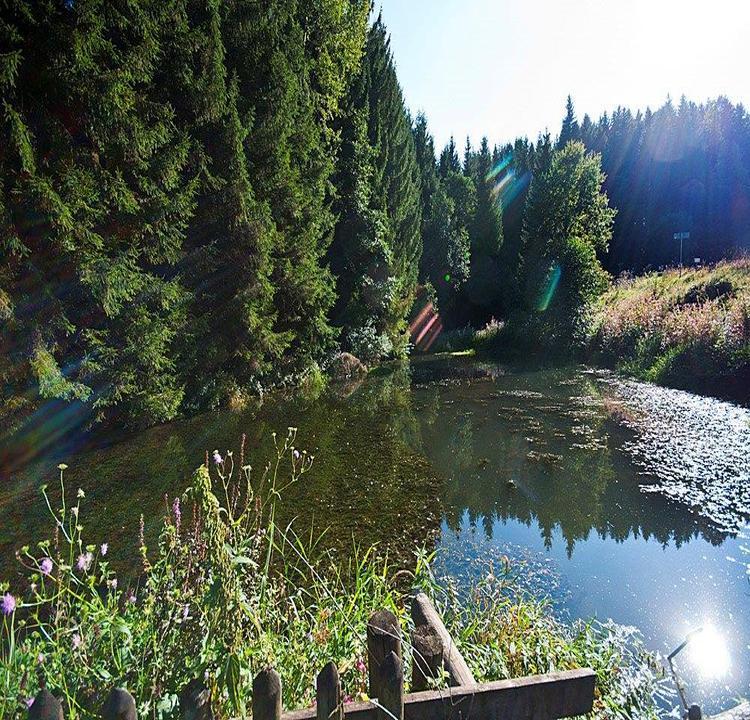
[2,355,750,715]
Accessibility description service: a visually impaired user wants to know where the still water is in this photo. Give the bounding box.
[2,356,750,714]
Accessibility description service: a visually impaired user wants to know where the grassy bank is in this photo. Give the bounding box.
[589,258,750,403]
[0,431,667,718]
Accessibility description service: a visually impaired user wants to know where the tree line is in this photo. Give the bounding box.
[2,2,748,432]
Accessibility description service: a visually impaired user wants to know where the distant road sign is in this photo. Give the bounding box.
[673,231,690,240]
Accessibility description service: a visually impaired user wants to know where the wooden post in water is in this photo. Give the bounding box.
[253,667,283,720]
[366,609,401,701]
[28,689,63,720]
[410,625,443,692]
[376,651,403,720]
[102,688,137,720]
[411,593,475,687]
[316,662,343,720]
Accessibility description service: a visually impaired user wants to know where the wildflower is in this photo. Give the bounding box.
[40,557,53,575]
[128,593,137,604]
[293,449,300,460]
[100,543,108,556]
[107,578,118,590]
[76,551,93,572]
[37,653,44,664]
[182,604,190,620]
[212,450,223,465]
[30,582,37,593]
[356,657,366,675]
[172,497,181,532]
[71,633,82,650]
[1,593,16,615]
[25,698,34,709]
[58,463,68,471]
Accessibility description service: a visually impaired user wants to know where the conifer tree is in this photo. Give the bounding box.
[439,136,462,177]
[557,95,580,148]
[329,15,421,359]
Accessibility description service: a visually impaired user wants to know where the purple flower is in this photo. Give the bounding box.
[71,633,81,650]
[107,578,118,590]
[76,552,93,572]
[172,497,181,532]
[100,543,108,556]
[293,449,300,460]
[40,557,53,576]
[212,450,223,465]
[356,657,366,675]
[127,593,137,604]
[24,697,34,709]
[1,593,16,615]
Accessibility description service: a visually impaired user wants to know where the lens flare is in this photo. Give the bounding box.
[537,264,562,312]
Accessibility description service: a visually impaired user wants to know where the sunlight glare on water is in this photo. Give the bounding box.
[686,625,731,680]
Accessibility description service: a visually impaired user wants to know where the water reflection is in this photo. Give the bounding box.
[2,356,750,711]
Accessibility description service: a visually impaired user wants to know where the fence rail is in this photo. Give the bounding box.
[26,592,596,720]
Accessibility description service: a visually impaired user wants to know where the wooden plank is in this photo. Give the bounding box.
[410,624,443,692]
[102,688,137,720]
[254,667,283,720]
[377,651,404,720]
[411,593,475,687]
[317,662,343,720]
[711,702,750,720]
[367,609,402,701]
[282,668,596,720]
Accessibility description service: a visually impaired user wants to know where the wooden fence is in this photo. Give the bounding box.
[27,592,596,720]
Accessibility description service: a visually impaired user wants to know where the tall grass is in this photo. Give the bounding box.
[1,432,666,718]
[591,258,750,395]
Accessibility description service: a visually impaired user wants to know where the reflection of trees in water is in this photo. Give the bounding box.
[1,365,443,576]
[410,369,730,558]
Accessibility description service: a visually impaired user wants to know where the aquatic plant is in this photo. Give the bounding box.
[0,433,665,719]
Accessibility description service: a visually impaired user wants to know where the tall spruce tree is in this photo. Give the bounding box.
[329,15,422,360]
[558,95,580,148]
[0,0,199,428]
[413,114,470,315]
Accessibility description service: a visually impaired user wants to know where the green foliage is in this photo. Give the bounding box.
[516,141,614,350]
[1,435,664,719]
[591,258,750,400]
[0,0,370,429]
[329,15,422,360]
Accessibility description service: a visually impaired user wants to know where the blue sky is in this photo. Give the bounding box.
[378,0,750,150]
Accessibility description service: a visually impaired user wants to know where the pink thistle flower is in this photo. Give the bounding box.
[1,593,16,615]
[40,557,53,576]
[76,552,93,572]
[212,450,222,465]
[172,497,181,532]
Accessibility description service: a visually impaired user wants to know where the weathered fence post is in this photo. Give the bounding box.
[410,624,443,692]
[179,678,213,720]
[366,609,402,701]
[253,667,282,720]
[411,592,475,687]
[102,688,137,720]
[376,651,403,720]
[28,689,63,720]
[316,662,343,720]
